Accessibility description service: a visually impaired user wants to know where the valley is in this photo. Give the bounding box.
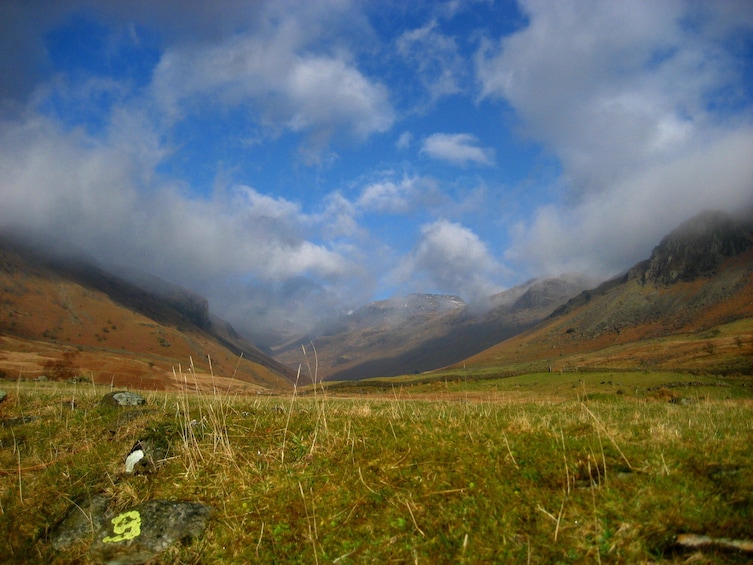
[0,210,752,562]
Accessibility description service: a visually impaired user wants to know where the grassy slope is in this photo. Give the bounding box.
[2,373,752,563]
[0,244,291,391]
[451,265,753,377]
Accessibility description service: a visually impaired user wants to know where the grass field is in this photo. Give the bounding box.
[1,370,752,563]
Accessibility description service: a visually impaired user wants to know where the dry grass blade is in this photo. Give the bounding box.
[580,402,633,471]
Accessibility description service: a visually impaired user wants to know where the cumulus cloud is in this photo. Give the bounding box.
[421,133,495,166]
[357,176,429,214]
[318,192,362,239]
[478,0,753,276]
[0,113,344,278]
[2,0,392,155]
[146,1,393,157]
[153,39,394,146]
[395,219,503,301]
[0,109,356,342]
[507,128,753,277]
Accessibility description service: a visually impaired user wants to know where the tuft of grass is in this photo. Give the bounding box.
[0,371,752,562]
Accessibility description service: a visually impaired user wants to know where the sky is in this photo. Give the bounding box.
[1,0,752,343]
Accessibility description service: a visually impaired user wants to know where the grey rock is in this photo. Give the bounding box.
[89,500,212,565]
[0,390,6,403]
[101,391,146,408]
[0,415,37,427]
[51,495,111,550]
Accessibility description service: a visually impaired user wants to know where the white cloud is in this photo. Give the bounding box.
[152,27,394,154]
[396,20,466,106]
[506,126,753,278]
[477,0,702,191]
[395,219,503,300]
[0,110,353,293]
[357,177,420,214]
[421,133,495,166]
[478,0,753,276]
[318,192,361,239]
[396,131,413,149]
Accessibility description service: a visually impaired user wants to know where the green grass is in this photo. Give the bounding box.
[1,372,753,563]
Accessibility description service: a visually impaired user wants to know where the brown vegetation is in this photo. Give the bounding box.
[0,240,292,391]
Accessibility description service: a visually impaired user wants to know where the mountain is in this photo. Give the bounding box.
[0,236,294,390]
[456,210,753,375]
[275,275,592,380]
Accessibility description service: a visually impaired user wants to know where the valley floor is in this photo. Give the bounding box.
[1,371,752,563]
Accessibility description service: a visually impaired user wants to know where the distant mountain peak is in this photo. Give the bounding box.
[344,293,465,328]
[632,210,753,286]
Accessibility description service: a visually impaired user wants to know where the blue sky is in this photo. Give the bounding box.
[1,0,752,341]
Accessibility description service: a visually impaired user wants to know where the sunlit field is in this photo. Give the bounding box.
[1,371,752,563]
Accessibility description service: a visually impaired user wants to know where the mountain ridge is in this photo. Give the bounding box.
[0,236,295,390]
[275,275,592,380]
[455,210,753,375]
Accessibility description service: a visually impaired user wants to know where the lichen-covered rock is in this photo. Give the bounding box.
[89,500,212,565]
[100,391,146,408]
[50,495,111,550]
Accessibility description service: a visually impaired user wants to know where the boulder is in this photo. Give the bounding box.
[51,495,111,550]
[101,391,146,408]
[89,500,212,564]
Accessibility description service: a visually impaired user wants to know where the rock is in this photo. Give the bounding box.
[0,390,6,403]
[675,533,753,554]
[634,210,753,286]
[101,391,146,408]
[706,463,742,481]
[51,495,111,550]
[89,500,212,564]
[125,444,147,474]
[0,415,37,427]
[669,396,695,405]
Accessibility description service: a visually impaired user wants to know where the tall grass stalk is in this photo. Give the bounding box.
[581,402,633,471]
[173,364,203,477]
[299,481,320,564]
[302,343,329,458]
[281,365,301,465]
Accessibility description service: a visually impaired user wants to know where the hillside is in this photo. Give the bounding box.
[0,236,294,390]
[275,276,591,380]
[456,210,753,375]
